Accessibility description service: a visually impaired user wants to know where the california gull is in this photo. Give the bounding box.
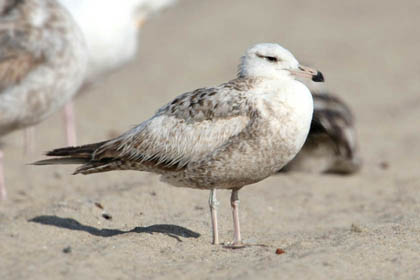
[34,43,324,246]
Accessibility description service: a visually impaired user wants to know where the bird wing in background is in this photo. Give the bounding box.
[0,26,43,92]
[311,93,356,159]
[282,92,361,174]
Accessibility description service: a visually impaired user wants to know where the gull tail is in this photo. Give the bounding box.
[32,141,108,169]
[33,157,89,165]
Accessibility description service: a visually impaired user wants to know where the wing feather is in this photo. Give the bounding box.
[93,78,258,169]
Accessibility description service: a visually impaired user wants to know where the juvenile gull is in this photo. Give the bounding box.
[0,0,87,199]
[34,43,324,246]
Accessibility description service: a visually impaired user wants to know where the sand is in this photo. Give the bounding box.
[1,0,420,279]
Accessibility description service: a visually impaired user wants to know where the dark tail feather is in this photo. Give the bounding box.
[32,157,89,165]
[32,141,108,167]
[46,141,107,157]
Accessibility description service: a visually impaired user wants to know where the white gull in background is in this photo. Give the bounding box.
[35,43,324,247]
[52,0,176,146]
[58,0,176,83]
[0,0,87,199]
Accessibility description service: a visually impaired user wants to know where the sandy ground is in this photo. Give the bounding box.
[1,0,420,279]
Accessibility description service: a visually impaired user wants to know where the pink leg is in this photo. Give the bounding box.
[208,189,219,245]
[24,127,35,156]
[63,101,77,146]
[223,189,246,248]
[231,189,242,245]
[0,150,6,200]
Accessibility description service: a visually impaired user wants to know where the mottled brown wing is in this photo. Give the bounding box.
[0,27,42,92]
[93,79,257,169]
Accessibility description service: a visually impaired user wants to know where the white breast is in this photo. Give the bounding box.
[256,79,314,165]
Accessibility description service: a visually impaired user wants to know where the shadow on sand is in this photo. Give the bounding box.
[29,215,200,242]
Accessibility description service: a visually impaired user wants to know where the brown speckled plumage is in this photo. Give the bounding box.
[39,76,306,190]
[35,43,321,245]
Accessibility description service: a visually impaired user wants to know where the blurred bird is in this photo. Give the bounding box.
[58,0,176,83]
[50,0,177,147]
[0,0,87,199]
[283,79,361,174]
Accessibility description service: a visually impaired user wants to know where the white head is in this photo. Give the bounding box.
[238,43,324,82]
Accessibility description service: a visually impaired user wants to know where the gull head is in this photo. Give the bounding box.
[238,43,324,82]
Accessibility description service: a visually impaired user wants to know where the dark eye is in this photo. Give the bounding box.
[256,53,279,63]
[265,56,278,63]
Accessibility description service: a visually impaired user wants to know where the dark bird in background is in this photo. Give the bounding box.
[283,79,361,175]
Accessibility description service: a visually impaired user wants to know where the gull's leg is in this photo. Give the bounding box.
[231,189,241,244]
[63,101,77,146]
[225,189,245,248]
[24,127,35,156]
[208,189,219,245]
[0,150,6,200]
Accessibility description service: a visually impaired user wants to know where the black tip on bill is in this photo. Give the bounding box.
[312,71,324,82]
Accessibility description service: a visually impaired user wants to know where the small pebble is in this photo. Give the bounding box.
[102,213,112,220]
[351,223,363,233]
[94,202,104,210]
[379,161,389,170]
[62,246,72,254]
[275,248,286,255]
[17,190,27,196]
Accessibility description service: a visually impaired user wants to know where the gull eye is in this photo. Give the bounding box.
[256,53,278,63]
[265,56,278,63]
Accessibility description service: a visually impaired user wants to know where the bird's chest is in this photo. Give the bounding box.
[254,90,313,169]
